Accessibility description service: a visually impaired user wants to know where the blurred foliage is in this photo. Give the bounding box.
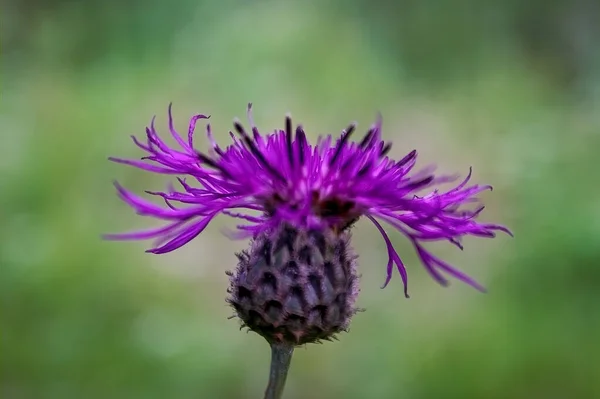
[2,0,600,398]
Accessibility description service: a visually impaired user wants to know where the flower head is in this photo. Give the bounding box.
[107,103,512,298]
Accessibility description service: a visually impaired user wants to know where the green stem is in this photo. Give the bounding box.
[263,342,294,399]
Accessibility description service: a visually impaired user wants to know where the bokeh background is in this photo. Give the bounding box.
[3,1,600,398]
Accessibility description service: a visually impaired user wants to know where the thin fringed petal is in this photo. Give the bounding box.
[167,102,190,151]
[146,212,218,254]
[188,114,210,150]
[103,220,187,241]
[113,181,214,220]
[414,241,486,292]
[367,215,409,297]
[108,157,183,174]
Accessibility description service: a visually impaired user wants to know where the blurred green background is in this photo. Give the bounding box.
[3,0,600,398]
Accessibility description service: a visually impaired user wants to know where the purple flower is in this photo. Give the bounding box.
[107,103,512,297]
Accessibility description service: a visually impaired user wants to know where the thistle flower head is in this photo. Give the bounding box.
[107,103,512,301]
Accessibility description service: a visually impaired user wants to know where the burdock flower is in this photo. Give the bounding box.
[106,104,511,398]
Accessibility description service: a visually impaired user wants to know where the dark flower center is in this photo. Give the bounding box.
[315,196,355,218]
[262,191,360,232]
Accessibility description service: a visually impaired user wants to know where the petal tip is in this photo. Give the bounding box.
[102,233,119,241]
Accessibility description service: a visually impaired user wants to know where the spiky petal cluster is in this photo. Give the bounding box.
[107,104,512,296]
